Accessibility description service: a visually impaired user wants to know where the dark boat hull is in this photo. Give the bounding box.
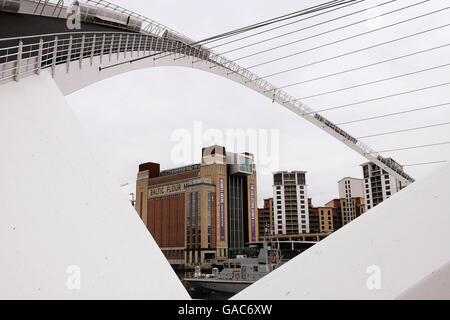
[184,278,253,294]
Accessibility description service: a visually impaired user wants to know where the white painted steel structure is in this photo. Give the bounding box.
[0,2,415,187]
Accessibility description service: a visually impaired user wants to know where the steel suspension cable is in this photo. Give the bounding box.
[238,4,449,74]
[155,0,358,61]
[102,0,355,70]
[336,102,450,125]
[296,62,450,100]
[371,142,450,153]
[206,0,367,50]
[309,81,450,113]
[357,122,450,139]
[216,0,398,56]
[267,23,450,93]
[403,160,448,167]
[271,43,450,91]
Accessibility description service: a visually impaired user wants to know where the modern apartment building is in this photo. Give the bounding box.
[325,197,365,227]
[338,177,364,221]
[361,159,403,210]
[272,171,309,235]
[135,145,258,266]
[258,198,274,238]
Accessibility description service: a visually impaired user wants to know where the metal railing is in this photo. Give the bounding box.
[0,31,208,81]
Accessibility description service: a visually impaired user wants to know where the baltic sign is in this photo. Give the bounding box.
[148,181,189,198]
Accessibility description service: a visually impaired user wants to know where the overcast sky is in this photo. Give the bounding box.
[66,0,450,207]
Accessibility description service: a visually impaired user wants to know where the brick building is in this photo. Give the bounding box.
[135,145,258,266]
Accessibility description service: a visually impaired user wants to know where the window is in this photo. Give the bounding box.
[274,173,282,185]
[297,172,306,185]
[363,166,369,178]
[238,155,252,174]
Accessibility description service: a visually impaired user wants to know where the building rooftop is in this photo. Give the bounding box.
[273,170,307,174]
[360,157,401,167]
[337,177,363,183]
[159,163,201,176]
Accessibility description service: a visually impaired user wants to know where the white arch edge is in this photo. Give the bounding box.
[52,51,408,186]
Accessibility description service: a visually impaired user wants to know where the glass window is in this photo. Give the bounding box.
[274,173,282,185]
[297,173,306,185]
[238,155,253,174]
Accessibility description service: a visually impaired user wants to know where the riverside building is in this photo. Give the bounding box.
[324,197,365,228]
[338,177,365,222]
[258,198,274,238]
[135,145,258,266]
[272,171,309,235]
[361,159,403,210]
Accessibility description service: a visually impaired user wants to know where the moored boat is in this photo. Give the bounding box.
[183,242,281,294]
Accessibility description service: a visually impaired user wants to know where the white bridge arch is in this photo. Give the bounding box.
[1,27,414,186]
